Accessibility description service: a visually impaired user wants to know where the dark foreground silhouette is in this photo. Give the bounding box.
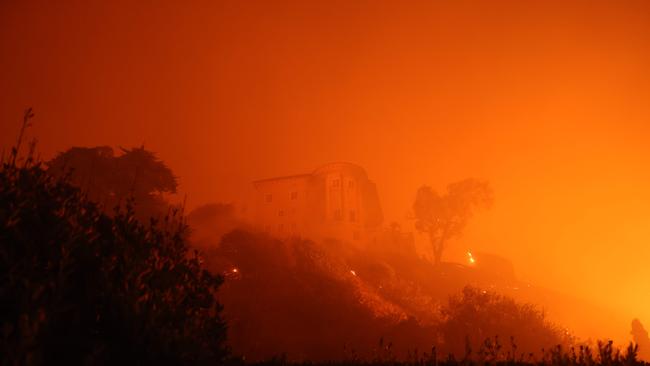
[0,124,227,364]
[247,341,644,366]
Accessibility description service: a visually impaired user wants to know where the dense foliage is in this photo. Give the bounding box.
[439,287,568,357]
[47,145,177,220]
[413,179,492,265]
[0,155,227,365]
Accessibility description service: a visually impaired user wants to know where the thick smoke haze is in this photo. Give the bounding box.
[2,0,650,343]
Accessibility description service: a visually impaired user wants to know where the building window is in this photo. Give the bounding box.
[349,210,356,222]
[291,191,298,200]
[332,179,340,188]
[278,210,284,217]
[278,223,284,233]
[348,180,354,189]
[265,194,272,203]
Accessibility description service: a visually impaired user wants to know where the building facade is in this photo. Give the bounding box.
[251,162,383,243]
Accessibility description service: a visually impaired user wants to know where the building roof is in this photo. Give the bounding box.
[252,173,311,187]
[252,162,369,188]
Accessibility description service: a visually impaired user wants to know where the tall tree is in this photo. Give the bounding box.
[413,178,492,266]
[1,145,226,365]
[47,145,177,220]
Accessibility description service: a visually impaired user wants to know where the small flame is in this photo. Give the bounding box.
[350,270,357,276]
[467,251,476,265]
[232,268,239,273]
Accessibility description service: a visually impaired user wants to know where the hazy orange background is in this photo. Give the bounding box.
[2,0,650,343]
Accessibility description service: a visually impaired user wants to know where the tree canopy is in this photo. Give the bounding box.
[46,145,177,220]
[413,179,492,265]
[0,153,226,365]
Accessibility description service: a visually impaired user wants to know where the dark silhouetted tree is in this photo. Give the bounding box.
[413,179,492,265]
[0,138,226,364]
[47,145,177,220]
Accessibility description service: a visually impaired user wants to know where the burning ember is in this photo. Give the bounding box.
[225,267,241,279]
[467,251,476,265]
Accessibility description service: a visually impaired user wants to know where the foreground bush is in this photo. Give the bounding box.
[439,287,570,358]
[0,154,227,365]
[247,340,643,366]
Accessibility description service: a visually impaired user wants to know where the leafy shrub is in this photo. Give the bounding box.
[439,286,569,358]
[0,150,227,364]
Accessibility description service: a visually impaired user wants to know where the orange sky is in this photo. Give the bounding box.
[2,0,650,343]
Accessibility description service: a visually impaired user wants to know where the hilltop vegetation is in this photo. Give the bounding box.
[193,217,569,361]
[0,138,227,364]
[46,145,178,220]
[0,113,636,364]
